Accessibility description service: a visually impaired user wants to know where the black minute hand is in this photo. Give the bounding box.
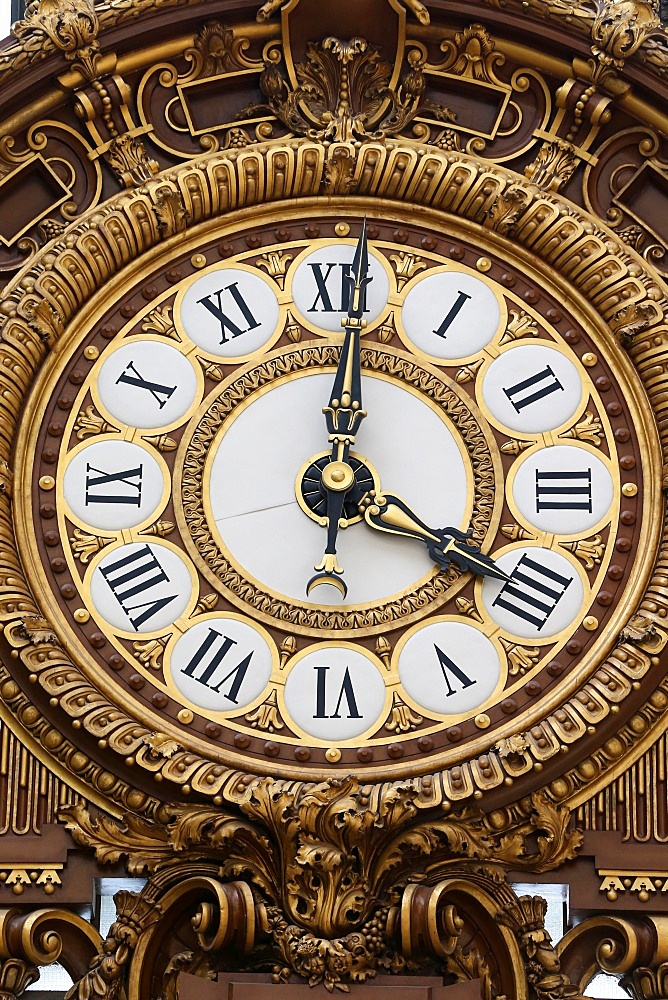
[306,220,371,599]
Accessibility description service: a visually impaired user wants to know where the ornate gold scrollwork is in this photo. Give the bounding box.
[556,913,668,998]
[0,908,100,998]
[62,788,583,993]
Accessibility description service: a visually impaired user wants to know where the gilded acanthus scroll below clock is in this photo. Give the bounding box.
[14,197,654,783]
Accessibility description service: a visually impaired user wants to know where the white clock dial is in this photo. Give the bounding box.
[283,644,386,741]
[178,266,281,359]
[401,268,502,361]
[396,619,503,716]
[207,372,472,606]
[481,545,584,639]
[96,340,199,430]
[480,343,584,434]
[290,242,391,332]
[168,616,274,713]
[511,444,614,535]
[63,438,166,531]
[90,541,194,633]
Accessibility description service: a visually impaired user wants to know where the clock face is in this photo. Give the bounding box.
[16,209,652,780]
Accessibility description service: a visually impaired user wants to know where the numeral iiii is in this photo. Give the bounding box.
[100,545,177,630]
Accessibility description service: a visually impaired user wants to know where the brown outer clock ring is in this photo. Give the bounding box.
[1,138,666,808]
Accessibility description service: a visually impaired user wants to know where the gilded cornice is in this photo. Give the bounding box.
[2,0,668,90]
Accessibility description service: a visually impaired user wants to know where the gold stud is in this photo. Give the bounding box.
[84,346,99,360]
[325,747,341,762]
[474,713,491,729]
[178,708,193,724]
[73,608,90,623]
[476,257,492,273]
[39,476,55,490]
[191,254,207,269]
[335,223,350,237]
[582,352,597,367]
[622,483,638,497]
[583,615,598,631]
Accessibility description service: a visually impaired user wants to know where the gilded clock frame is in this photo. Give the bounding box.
[1,138,666,806]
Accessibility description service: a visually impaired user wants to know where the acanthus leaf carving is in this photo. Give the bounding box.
[243,38,454,143]
[61,786,585,994]
[14,0,100,78]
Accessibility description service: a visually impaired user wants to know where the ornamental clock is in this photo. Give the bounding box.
[15,201,654,784]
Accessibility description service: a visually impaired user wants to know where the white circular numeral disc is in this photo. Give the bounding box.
[481,546,584,639]
[481,344,583,434]
[97,341,198,429]
[401,270,501,361]
[169,617,273,712]
[291,244,390,332]
[63,440,165,530]
[90,542,193,633]
[398,620,502,716]
[284,645,386,741]
[179,268,280,358]
[512,445,614,535]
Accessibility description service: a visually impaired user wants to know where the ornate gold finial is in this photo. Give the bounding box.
[14,0,100,78]
[591,0,660,69]
[241,34,452,142]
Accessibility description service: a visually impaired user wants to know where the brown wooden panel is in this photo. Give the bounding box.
[178,973,482,999]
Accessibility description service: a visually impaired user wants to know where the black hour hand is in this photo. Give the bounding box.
[359,490,510,582]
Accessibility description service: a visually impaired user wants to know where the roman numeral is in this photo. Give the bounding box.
[85,464,143,507]
[197,282,261,343]
[313,665,362,719]
[503,366,564,412]
[433,644,476,697]
[535,469,592,512]
[180,627,253,703]
[116,361,177,409]
[308,263,368,313]
[492,554,572,630]
[99,545,177,630]
[433,290,472,338]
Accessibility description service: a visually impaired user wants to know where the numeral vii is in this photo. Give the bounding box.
[181,628,253,704]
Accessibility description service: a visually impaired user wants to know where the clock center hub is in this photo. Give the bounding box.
[321,460,355,492]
